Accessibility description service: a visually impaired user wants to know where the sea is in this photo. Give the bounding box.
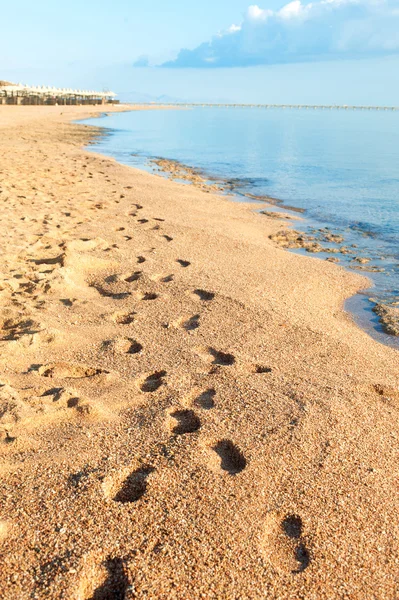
[80,107,399,348]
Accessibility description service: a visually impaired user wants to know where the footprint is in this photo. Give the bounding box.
[137,256,146,264]
[262,513,311,574]
[60,298,75,307]
[136,292,159,301]
[195,388,216,410]
[92,284,130,300]
[162,235,173,242]
[173,315,200,331]
[176,259,191,268]
[192,289,215,301]
[113,467,154,503]
[81,556,129,600]
[123,339,143,355]
[195,347,235,366]
[38,363,105,379]
[169,409,201,435]
[124,271,142,283]
[137,219,149,224]
[211,440,247,475]
[150,274,174,283]
[111,311,135,325]
[32,253,65,267]
[138,371,167,393]
[103,338,143,355]
[153,217,165,222]
[249,364,272,374]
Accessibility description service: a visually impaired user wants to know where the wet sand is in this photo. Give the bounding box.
[0,105,399,599]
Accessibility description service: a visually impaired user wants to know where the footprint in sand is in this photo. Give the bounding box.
[209,439,247,475]
[38,363,105,379]
[91,284,131,300]
[248,364,273,374]
[162,235,173,242]
[102,338,143,355]
[194,388,216,410]
[111,311,136,325]
[195,347,235,366]
[138,371,167,393]
[0,315,41,341]
[191,289,215,301]
[103,464,154,506]
[135,291,159,301]
[168,409,201,435]
[150,274,174,283]
[176,259,191,268]
[137,218,149,225]
[79,556,130,600]
[172,315,200,331]
[261,512,311,574]
[137,256,146,264]
[123,271,142,283]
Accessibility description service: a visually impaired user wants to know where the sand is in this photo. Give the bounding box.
[0,104,398,600]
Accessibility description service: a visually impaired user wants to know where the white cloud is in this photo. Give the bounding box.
[247,5,274,20]
[162,0,399,67]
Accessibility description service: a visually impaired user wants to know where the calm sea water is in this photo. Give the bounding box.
[81,108,399,345]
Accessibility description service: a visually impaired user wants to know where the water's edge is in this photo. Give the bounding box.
[78,114,399,350]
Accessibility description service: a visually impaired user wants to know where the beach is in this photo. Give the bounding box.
[0,104,398,599]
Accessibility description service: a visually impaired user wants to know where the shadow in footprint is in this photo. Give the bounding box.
[170,409,201,434]
[209,348,235,366]
[140,292,159,301]
[112,311,135,325]
[86,557,129,600]
[281,515,310,573]
[137,256,146,264]
[282,515,303,539]
[140,371,167,393]
[195,389,216,410]
[163,235,173,242]
[160,274,174,283]
[183,315,200,331]
[124,271,142,283]
[126,340,143,354]
[92,285,130,300]
[253,365,272,374]
[176,259,191,268]
[114,467,154,503]
[193,289,215,301]
[213,440,246,475]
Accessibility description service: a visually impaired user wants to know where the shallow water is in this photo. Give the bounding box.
[80,108,399,347]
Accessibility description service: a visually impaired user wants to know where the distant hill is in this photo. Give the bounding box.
[120,90,186,104]
[0,81,16,87]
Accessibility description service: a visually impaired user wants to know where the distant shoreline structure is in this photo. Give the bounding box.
[132,102,399,112]
[0,82,118,106]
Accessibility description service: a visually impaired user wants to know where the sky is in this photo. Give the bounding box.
[1,0,399,104]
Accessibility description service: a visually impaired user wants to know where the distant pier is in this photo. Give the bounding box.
[135,102,399,112]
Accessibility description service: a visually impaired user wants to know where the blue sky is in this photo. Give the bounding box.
[1,0,399,104]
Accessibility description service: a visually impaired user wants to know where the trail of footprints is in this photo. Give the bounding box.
[0,193,311,594]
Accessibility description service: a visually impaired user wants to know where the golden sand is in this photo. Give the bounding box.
[0,105,398,599]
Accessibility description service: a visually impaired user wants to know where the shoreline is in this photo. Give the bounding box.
[81,113,399,346]
[1,105,399,599]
